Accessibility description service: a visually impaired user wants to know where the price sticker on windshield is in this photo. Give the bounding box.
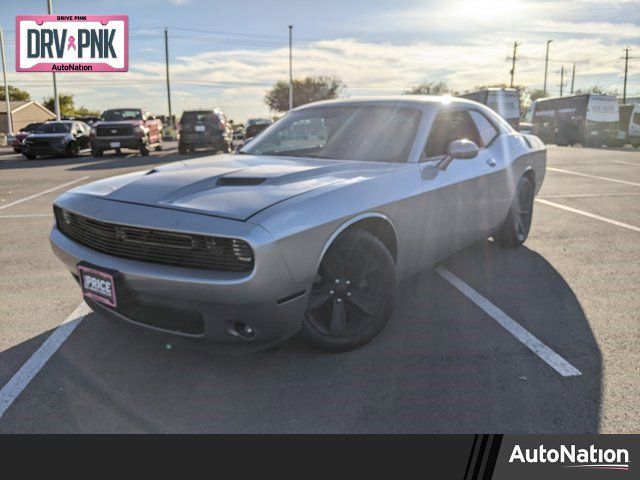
[16,15,128,72]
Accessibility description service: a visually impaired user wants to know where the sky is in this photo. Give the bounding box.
[1,0,639,122]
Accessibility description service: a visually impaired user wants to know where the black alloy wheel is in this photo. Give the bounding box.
[302,229,396,351]
[494,176,535,248]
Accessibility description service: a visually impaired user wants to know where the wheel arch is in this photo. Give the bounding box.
[315,213,398,272]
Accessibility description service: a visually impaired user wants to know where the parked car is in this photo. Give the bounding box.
[178,109,232,154]
[22,121,91,160]
[458,88,521,130]
[244,118,273,140]
[232,129,245,150]
[12,122,42,152]
[90,108,163,157]
[614,104,640,147]
[51,97,546,351]
[531,94,619,147]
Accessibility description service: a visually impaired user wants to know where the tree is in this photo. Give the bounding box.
[529,89,547,102]
[265,76,345,112]
[0,85,31,102]
[43,93,99,118]
[574,85,607,95]
[403,82,451,95]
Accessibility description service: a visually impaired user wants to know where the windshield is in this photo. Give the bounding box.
[241,105,421,162]
[100,109,143,121]
[34,123,71,134]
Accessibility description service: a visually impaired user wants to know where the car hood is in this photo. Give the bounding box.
[69,154,392,221]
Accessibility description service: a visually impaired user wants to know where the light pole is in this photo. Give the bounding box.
[0,27,12,136]
[48,0,61,120]
[164,28,172,128]
[288,25,293,111]
[543,39,553,97]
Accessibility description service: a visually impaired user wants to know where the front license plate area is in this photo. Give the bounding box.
[78,263,118,308]
[195,125,206,132]
[110,141,121,148]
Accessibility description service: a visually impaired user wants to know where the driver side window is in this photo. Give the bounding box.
[422,109,482,159]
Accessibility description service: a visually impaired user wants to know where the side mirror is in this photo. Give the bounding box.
[438,139,479,170]
[447,139,479,159]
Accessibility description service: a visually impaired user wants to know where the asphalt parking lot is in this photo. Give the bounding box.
[0,144,638,433]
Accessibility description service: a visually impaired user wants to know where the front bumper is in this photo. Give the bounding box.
[91,137,143,150]
[50,195,310,346]
[23,142,67,156]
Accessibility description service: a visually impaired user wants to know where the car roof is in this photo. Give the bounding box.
[293,95,481,111]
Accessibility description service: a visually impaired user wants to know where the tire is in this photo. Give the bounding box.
[65,141,79,157]
[301,229,397,351]
[140,139,150,156]
[494,176,535,248]
[155,137,163,151]
[91,148,103,157]
[25,154,36,160]
[223,141,232,153]
[178,142,188,154]
[555,131,569,147]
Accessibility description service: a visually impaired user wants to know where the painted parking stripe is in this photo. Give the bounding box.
[547,167,640,188]
[536,198,640,233]
[0,302,90,418]
[0,176,89,211]
[435,266,581,377]
[0,213,52,219]
[613,160,640,167]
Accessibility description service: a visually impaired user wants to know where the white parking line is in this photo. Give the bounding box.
[0,213,52,219]
[435,266,582,377]
[0,176,90,211]
[0,302,90,418]
[547,167,640,188]
[613,160,640,167]
[536,198,640,233]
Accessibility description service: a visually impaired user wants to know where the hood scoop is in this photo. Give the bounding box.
[216,177,266,186]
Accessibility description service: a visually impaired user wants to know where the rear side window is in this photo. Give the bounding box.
[469,111,498,147]
[423,109,482,158]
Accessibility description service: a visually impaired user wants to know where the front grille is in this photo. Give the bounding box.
[54,207,254,272]
[97,125,133,137]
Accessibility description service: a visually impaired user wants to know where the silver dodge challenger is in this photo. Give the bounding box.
[50,96,546,351]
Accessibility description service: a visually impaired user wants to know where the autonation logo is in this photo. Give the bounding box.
[509,444,630,471]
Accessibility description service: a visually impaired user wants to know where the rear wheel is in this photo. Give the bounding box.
[494,176,535,248]
[301,229,397,351]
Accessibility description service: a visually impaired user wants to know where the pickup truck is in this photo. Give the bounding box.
[90,108,163,157]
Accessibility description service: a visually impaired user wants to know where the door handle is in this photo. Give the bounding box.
[486,158,497,167]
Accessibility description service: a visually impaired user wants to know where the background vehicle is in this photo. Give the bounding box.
[244,118,273,141]
[22,121,90,160]
[615,104,640,147]
[531,94,619,147]
[90,108,163,157]
[178,109,232,154]
[458,88,521,130]
[232,129,245,150]
[11,122,42,152]
[51,97,545,352]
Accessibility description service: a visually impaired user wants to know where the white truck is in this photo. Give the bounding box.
[615,104,640,148]
[458,88,521,130]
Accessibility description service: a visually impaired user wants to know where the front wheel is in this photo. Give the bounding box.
[140,139,150,156]
[24,153,36,160]
[301,229,397,351]
[494,176,535,248]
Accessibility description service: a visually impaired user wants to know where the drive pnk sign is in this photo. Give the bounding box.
[16,15,128,72]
